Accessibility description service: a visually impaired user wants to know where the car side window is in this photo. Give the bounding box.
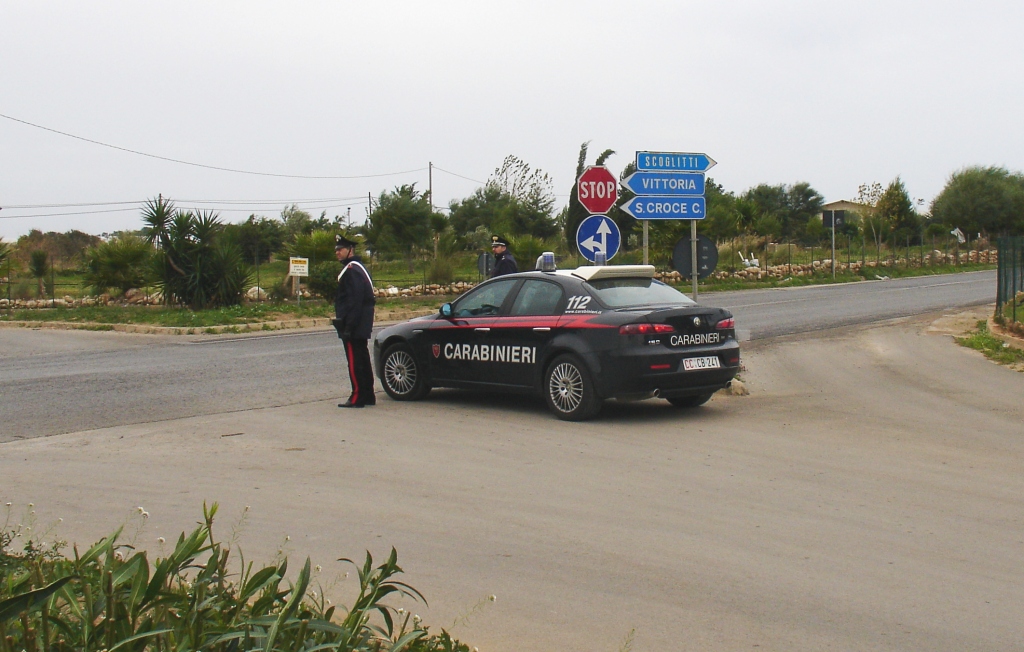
[509,280,565,316]
[454,279,518,317]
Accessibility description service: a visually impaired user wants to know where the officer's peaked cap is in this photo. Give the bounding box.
[335,233,358,249]
[491,235,509,247]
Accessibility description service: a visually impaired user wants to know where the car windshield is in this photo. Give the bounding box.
[585,278,695,308]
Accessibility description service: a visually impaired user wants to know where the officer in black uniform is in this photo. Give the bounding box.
[333,234,376,407]
[490,235,518,278]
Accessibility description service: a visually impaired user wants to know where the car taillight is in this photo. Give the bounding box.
[716,318,735,330]
[619,323,675,335]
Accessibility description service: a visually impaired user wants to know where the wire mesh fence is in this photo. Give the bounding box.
[996,237,1023,327]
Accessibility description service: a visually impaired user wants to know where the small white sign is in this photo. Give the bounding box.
[289,257,309,277]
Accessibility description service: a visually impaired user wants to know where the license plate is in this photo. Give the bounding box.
[682,356,720,371]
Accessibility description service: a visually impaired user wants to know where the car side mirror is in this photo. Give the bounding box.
[440,302,453,318]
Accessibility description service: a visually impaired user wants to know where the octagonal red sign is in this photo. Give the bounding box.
[576,166,618,214]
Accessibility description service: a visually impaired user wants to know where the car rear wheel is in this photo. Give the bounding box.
[381,343,430,401]
[544,354,601,421]
[666,393,713,408]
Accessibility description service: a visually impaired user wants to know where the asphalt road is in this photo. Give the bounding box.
[0,270,996,442]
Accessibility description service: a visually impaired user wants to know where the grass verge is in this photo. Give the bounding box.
[956,321,1024,370]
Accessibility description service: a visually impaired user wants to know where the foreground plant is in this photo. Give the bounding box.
[0,503,471,652]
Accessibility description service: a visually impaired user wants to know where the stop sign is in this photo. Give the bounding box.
[576,166,618,214]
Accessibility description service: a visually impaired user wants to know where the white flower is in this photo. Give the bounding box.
[57,518,63,523]
[285,535,291,541]
[157,537,166,544]
[28,503,34,508]
[397,608,405,615]
[4,503,10,507]
[137,506,145,514]
[488,595,496,602]
[315,565,322,572]
[310,591,318,599]
[141,511,149,519]
[244,505,251,512]
[413,615,421,625]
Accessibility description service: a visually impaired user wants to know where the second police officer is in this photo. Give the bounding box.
[490,235,518,278]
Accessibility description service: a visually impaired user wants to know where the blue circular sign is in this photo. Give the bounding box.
[576,215,621,263]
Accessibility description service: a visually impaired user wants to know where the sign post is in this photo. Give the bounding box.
[289,257,309,305]
[626,151,716,298]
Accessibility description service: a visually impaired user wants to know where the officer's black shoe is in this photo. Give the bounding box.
[363,395,376,406]
[338,400,364,408]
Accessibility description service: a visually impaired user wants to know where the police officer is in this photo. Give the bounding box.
[490,235,518,278]
[333,234,376,408]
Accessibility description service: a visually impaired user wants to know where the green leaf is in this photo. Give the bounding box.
[263,557,311,651]
[390,629,428,652]
[80,527,123,565]
[112,552,146,588]
[107,628,174,652]
[0,576,75,623]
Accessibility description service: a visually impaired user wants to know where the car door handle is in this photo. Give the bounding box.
[532,327,551,332]
[474,327,490,332]
[412,329,425,334]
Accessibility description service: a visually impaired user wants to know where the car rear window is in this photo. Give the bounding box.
[585,278,695,308]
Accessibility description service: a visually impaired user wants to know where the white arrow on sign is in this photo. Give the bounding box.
[580,218,613,253]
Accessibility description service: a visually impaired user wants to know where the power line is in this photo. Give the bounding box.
[0,112,427,180]
[2,195,368,209]
[432,165,486,185]
[1,199,370,220]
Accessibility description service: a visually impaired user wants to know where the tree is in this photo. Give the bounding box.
[142,196,251,309]
[930,166,1024,236]
[29,250,49,297]
[563,142,615,250]
[281,205,314,239]
[875,176,919,238]
[0,240,9,269]
[361,185,433,272]
[221,215,286,263]
[81,235,154,294]
[855,181,888,253]
[741,182,824,241]
[448,156,558,240]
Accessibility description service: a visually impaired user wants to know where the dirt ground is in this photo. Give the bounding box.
[2,309,1022,651]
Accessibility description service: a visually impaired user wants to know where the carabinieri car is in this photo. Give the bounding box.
[373,263,740,421]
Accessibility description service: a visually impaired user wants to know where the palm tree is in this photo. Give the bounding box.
[29,250,48,297]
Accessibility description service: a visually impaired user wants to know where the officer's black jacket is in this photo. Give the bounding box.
[334,255,375,340]
[491,252,518,278]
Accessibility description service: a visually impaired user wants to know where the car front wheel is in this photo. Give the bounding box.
[381,343,430,401]
[544,354,601,421]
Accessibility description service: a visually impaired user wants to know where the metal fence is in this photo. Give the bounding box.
[996,236,1024,326]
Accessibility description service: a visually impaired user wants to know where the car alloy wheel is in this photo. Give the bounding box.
[544,354,600,421]
[381,344,430,401]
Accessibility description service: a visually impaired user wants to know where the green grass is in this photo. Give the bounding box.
[957,321,1024,368]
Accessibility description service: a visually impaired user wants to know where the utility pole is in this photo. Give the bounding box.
[428,161,433,212]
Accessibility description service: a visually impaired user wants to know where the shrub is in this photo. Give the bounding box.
[0,503,473,652]
[29,250,49,297]
[143,197,252,309]
[81,234,154,294]
[427,257,454,284]
[308,260,343,299]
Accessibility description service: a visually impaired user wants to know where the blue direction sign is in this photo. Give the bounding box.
[622,171,705,196]
[620,196,707,220]
[636,151,716,173]
[576,214,621,262]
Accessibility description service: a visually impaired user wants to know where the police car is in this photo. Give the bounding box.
[373,261,740,421]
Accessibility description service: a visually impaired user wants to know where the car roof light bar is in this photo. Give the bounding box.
[571,265,656,281]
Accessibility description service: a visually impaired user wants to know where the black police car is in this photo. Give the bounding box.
[373,264,740,421]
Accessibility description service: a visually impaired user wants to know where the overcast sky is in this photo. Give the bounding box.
[2,1,1023,240]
